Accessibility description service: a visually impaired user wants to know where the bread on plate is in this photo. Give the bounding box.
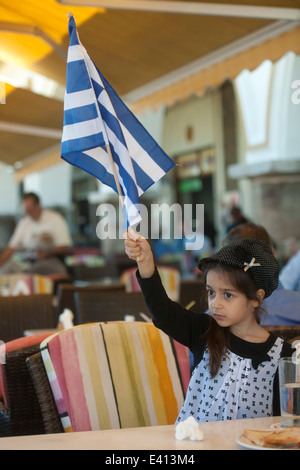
[242,427,300,449]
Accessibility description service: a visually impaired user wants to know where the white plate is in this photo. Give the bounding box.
[236,435,277,450]
[236,434,299,450]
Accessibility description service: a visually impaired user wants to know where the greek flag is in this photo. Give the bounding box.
[61,15,175,228]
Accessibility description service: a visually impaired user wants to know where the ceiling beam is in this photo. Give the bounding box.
[0,121,62,139]
[0,62,65,101]
[0,22,67,60]
[57,0,300,21]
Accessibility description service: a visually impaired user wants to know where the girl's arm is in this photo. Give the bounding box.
[124,228,209,349]
[124,227,155,279]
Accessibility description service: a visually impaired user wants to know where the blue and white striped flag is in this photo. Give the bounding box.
[61,15,175,228]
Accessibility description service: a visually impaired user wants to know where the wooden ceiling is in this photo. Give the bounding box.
[0,0,299,171]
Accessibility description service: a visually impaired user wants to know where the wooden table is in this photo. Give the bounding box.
[0,416,280,451]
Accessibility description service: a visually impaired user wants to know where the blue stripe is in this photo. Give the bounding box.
[62,151,118,193]
[91,79,127,148]
[131,159,154,191]
[109,141,140,205]
[64,103,99,126]
[91,79,140,203]
[96,66,175,173]
[98,102,126,148]
[66,60,91,94]
[92,79,154,192]
[61,132,105,156]
[91,77,104,99]
[68,16,80,46]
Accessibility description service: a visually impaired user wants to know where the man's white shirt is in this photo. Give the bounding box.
[9,209,72,251]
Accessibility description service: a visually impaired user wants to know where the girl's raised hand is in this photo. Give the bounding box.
[124,227,155,278]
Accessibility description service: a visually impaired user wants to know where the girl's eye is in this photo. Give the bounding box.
[207,289,214,297]
[224,292,233,299]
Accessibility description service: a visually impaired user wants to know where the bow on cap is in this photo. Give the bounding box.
[244,257,261,272]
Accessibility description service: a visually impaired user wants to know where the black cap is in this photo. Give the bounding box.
[198,238,279,298]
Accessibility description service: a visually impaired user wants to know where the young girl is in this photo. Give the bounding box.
[124,230,294,422]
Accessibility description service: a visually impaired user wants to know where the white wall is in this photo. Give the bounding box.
[24,161,72,208]
[234,52,300,164]
[0,162,19,214]
[137,105,166,146]
[162,93,215,156]
[232,52,300,246]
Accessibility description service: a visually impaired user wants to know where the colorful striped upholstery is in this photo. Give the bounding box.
[121,266,180,301]
[40,322,185,432]
[0,274,53,296]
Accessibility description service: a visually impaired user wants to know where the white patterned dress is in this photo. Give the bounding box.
[176,337,284,423]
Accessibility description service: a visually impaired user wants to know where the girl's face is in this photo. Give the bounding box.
[206,269,261,331]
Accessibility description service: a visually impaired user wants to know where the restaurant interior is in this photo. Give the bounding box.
[0,0,300,451]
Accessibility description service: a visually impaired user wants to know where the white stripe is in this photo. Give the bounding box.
[82,147,143,224]
[62,117,104,143]
[121,123,167,181]
[81,44,105,87]
[84,146,143,197]
[123,195,142,226]
[102,128,143,223]
[64,89,95,111]
[67,44,85,63]
[84,146,112,171]
[41,347,64,402]
[105,125,137,185]
[93,80,141,195]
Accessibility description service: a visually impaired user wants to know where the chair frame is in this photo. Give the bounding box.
[0,294,55,343]
[265,324,300,342]
[74,290,151,324]
[55,283,125,324]
[0,344,46,437]
[26,352,63,434]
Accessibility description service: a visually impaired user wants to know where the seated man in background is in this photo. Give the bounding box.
[27,232,68,275]
[223,223,300,326]
[0,192,72,274]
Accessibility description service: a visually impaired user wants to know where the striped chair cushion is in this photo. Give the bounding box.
[0,274,53,295]
[40,322,185,432]
[121,266,180,301]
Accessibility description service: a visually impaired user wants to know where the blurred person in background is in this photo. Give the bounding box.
[225,206,249,233]
[223,223,300,326]
[279,249,300,294]
[0,192,72,274]
[26,232,68,276]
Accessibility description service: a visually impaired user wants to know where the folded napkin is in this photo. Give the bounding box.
[175,416,204,441]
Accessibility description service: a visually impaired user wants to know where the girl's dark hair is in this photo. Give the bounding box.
[203,263,264,378]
